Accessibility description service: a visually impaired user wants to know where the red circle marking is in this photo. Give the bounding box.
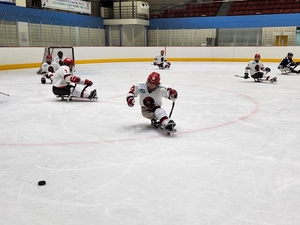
[0,88,259,147]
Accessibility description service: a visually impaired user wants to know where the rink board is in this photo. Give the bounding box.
[0,46,299,70]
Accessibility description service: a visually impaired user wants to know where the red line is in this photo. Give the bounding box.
[180,92,259,135]
[0,89,259,147]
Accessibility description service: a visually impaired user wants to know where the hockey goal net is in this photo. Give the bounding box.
[41,46,75,64]
[37,46,75,73]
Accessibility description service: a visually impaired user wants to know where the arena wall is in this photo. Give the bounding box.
[1,46,300,70]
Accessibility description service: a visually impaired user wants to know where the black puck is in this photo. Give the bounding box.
[38,180,46,186]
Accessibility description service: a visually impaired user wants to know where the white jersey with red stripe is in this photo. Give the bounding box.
[128,82,170,107]
[52,65,74,88]
[154,54,167,64]
[245,60,267,76]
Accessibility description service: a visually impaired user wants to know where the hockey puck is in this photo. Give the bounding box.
[38,180,46,186]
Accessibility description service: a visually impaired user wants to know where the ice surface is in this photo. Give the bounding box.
[1,62,300,225]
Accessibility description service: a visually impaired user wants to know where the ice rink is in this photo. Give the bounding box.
[1,62,300,225]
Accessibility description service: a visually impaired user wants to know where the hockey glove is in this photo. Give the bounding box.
[168,88,178,100]
[70,76,81,83]
[244,73,249,79]
[127,96,135,107]
[84,79,93,86]
[265,67,271,72]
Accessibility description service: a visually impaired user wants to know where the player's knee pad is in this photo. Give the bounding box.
[71,86,86,98]
[279,67,289,74]
[290,68,298,73]
[154,108,168,121]
[163,62,170,68]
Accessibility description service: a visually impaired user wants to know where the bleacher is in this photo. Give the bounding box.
[227,0,300,16]
[150,0,300,19]
[150,0,222,18]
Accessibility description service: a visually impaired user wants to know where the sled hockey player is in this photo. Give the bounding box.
[36,51,65,74]
[278,52,300,74]
[153,50,171,69]
[40,54,60,84]
[244,54,277,83]
[54,51,66,66]
[52,58,97,100]
[126,72,177,133]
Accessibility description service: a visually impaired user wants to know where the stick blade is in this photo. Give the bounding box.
[0,92,9,96]
[234,74,243,78]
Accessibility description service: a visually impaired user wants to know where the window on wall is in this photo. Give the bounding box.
[217,28,263,46]
[295,27,300,46]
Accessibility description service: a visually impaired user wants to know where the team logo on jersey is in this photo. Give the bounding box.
[252,61,256,64]
[139,83,146,89]
[143,96,155,108]
[139,83,146,93]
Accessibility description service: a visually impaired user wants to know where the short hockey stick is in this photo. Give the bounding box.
[81,84,89,97]
[235,71,269,79]
[67,84,77,102]
[0,91,9,96]
[234,74,248,79]
[169,100,175,118]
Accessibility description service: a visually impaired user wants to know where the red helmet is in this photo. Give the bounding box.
[46,54,52,60]
[63,58,74,66]
[161,50,165,53]
[254,54,261,59]
[147,72,160,85]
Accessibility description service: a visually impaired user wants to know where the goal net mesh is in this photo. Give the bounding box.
[41,46,75,64]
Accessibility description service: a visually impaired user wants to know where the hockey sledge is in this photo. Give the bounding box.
[56,95,98,102]
[158,67,170,70]
[280,71,291,75]
[55,85,98,102]
[234,74,277,83]
[151,119,177,136]
[152,62,171,70]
